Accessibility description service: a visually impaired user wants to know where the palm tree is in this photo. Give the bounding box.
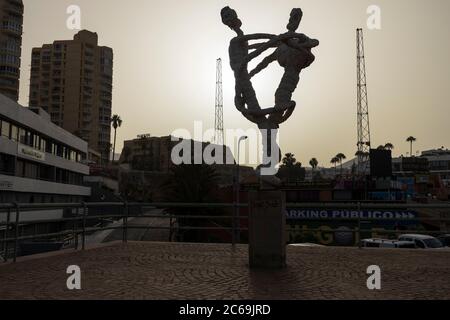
[282,153,296,166]
[406,136,416,157]
[309,158,318,181]
[330,157,339,175]
[111,115,122,162]
[335,153,347,175]
[384,143,394,151]
[278,153,304,183]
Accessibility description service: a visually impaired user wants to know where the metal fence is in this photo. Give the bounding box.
[0,202,248,263]
[1,201,449,263]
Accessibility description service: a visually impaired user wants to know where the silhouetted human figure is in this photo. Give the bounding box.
[248,9,319,124]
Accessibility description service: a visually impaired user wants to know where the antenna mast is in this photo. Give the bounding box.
[214,58,224,145]
[356,28,371,174]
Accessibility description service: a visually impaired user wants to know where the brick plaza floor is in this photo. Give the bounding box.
[0,242,449,300]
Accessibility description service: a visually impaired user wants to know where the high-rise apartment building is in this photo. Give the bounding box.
[0,0,24,102]
[29,30,113,162]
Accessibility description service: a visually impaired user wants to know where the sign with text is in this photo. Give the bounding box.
[0,180,13,190]
[286,209,417,221]
[18,144,45,162]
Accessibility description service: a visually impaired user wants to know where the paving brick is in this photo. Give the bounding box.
[0,242,449,300]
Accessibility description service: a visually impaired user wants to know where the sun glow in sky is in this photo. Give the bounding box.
[19,0,450,167]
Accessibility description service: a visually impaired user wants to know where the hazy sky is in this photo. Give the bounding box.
[19,0,450,167]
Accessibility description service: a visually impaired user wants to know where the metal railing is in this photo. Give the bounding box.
[1,201,449,263]
[0,202,248,263]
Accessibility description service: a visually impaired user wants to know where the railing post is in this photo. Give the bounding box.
[357,202,362,249]
[13,203,20,263]
[73,206,79,250]
[169,216,173,242]
[439,210,446,233]
[2,207,11,262]
[123,202,128,243]
[82,202,87,250]
[232,201,236,248]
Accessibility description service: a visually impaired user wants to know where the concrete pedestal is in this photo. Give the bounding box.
[248,190,286,269]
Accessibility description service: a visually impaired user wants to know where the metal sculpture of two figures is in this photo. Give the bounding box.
[221,6,319,177]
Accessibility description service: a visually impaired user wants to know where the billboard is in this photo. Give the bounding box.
[286,209,417,221]
[286,208,419,246]
[370,149,392,177]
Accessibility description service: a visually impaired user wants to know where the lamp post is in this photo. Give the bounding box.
[233,135,248,247]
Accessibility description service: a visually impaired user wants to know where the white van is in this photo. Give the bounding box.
[398,234,444,249]
[360,238,416,249]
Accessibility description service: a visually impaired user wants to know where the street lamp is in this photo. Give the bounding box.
[233,135,248,247]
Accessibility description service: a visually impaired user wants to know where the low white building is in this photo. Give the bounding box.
[0,95,90,209]
[392,149,450,187]
[421,149,450,187]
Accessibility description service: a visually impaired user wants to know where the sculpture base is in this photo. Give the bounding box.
[248,190,286,269]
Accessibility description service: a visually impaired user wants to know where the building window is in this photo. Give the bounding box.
[56,145,63,157]
[39,164,54,181]
[1,120,10,138]
[10,124,18,141]
[24,162,38,179]
[18,127,26,144]
[40,138,47,152]
[45,140,53,153]
[0,153,15,175]
[15,159,24,177]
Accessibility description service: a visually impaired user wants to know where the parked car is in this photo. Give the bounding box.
[398,234,444,249]
[360,238,416,249]
[437,234,450,247]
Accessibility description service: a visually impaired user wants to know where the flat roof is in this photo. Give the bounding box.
[0,94,88,153]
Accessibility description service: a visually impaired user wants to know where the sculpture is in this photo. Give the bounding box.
[221,6,319,175]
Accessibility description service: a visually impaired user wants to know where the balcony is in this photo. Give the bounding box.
[5,0,24,15]
[0,46,20,56]
[0,83,17,95]
[0,66,19,78]
[82,115,91,122]
[0,59,20,68]
[1,20,23,36]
